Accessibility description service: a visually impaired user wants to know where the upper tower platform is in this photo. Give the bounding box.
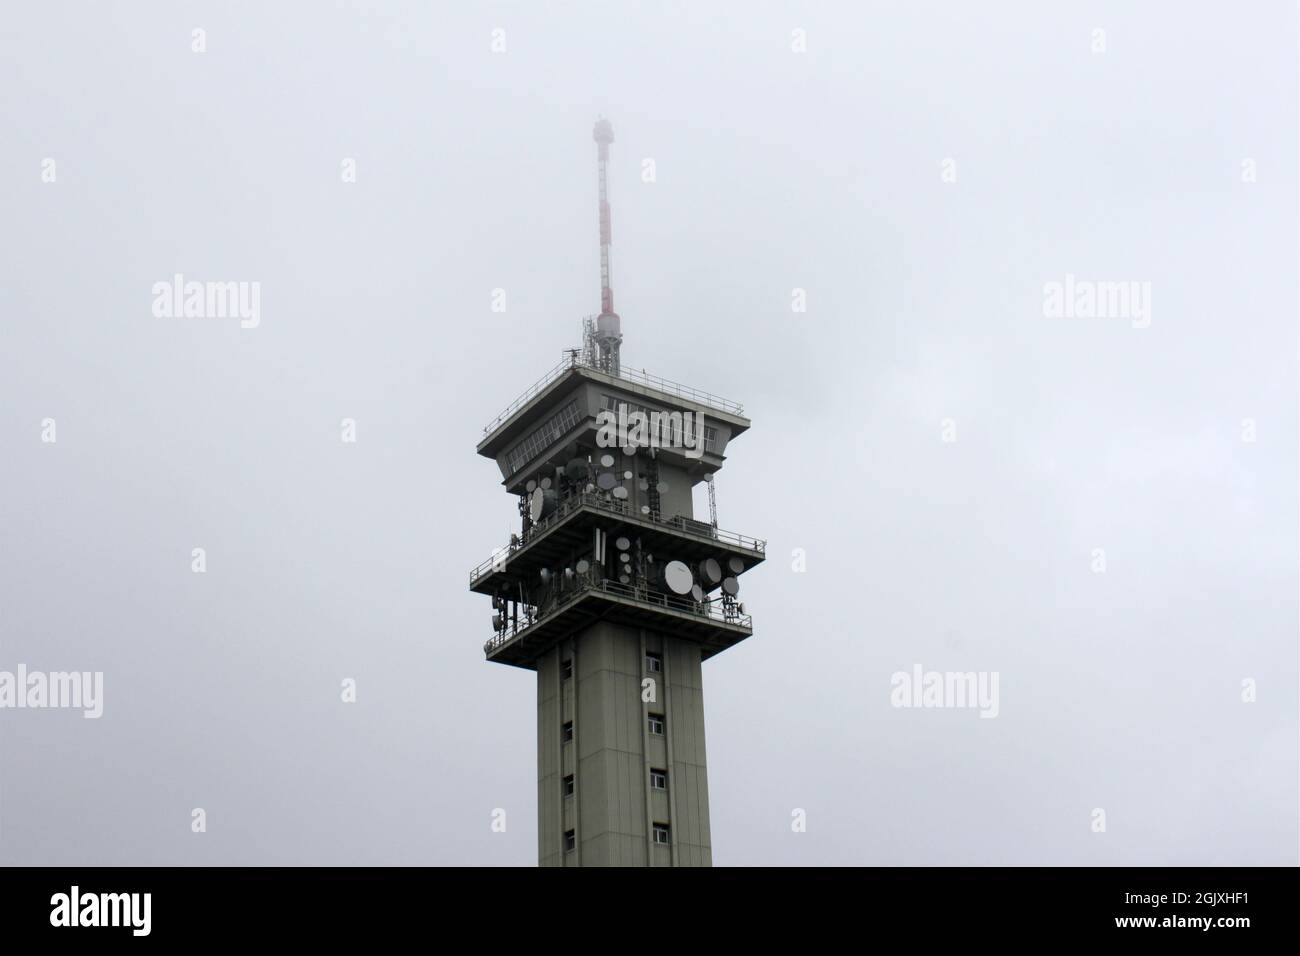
[471,352,762,671]
[477,353,751,496]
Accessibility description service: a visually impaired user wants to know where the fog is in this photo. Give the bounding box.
[1,1,1295,865]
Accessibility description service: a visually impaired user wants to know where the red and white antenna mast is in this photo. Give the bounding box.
[592,117,622,375]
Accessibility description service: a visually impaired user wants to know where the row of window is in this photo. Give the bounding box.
[598,394,719,453]
[564,824,670,853]
[504,398,582,476]
[563,768,666,799]
[563,713,664,741]
[505,388,722,484]
[562,652,661,681]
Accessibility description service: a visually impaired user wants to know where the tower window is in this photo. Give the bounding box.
[563,774,574,797]
[562,721,574,743]
[648,713,664,736]
[645,652,662,674]
[652,823,670,845]
[561,658,573,680]
[564,829,576,852]
[650,769,667,790]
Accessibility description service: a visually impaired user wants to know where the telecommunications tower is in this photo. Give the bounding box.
[470,119,762,866]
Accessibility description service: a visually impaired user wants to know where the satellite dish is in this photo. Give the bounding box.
[622,445,637,457]
[576,559,590,574]
[615,537,630,551]
[600,454,615,468]
[727,556,745,575]
[700,559,722,585]
[612,486,628,500]
[492,614,504,631]
[526,479,537,493]
[641,505,650,514]
[721,576,740,596]
[657,481,669,493]
[663,560,694,596]
[623,470,633,480]
[691,584,703,602]
[638,479,649,491]
[619,574,630,585]
[539,476,552,490]
[737,603,746,615]
[529,488,556,522]
[596,472,617,491]
[586,483,596,493]
[619,553,631,565]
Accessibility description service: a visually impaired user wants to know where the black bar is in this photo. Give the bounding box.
[0,867,1288,943]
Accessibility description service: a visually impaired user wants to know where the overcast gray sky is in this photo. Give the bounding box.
[1,0,1296,865]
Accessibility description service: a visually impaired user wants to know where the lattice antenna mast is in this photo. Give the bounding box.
[581,316,597,367]
[592,117,622,375]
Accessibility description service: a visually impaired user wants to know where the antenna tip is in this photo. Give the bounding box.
[593,117,614,144]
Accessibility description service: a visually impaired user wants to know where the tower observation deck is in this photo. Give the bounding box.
[470,120,761,867]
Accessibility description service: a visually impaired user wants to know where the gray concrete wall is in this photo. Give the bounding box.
[648,461,695,522]
[535,621,711,866]
[537,645,562,867]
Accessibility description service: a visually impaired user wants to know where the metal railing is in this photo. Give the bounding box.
[468,490,766,585]
[483,577,752,654]
[481,357,577,436]
[481,352,745,436]
[612,366,745,419]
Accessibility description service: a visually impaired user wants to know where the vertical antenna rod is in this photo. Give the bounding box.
[594,118,615,317]
[592,117,622,375]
